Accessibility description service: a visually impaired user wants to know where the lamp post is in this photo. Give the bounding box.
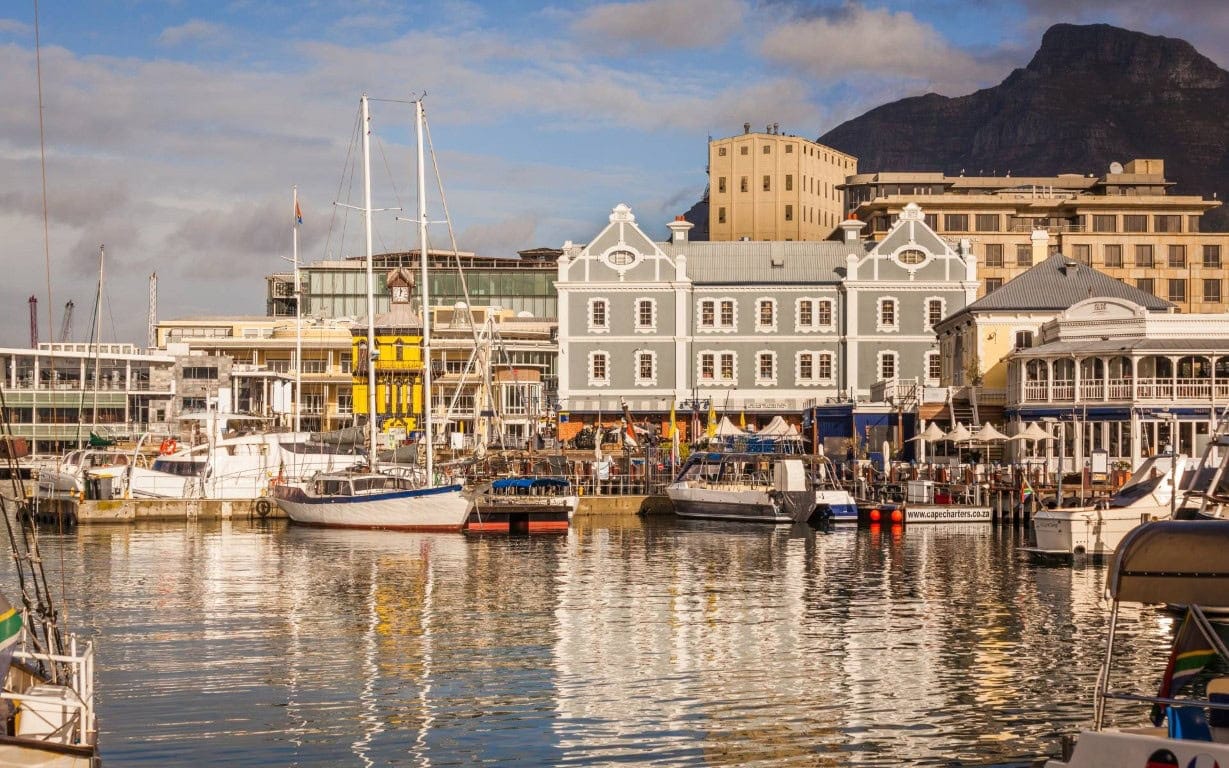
[681,395,710,446]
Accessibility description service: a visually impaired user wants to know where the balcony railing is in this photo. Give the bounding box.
[1018,377,1229,404]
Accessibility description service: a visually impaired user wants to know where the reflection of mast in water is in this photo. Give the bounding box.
[352,561,385,768]
[283,548,309,751]
[412,540,436,767]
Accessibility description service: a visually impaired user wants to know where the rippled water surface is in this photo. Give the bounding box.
[8,517,1181,766]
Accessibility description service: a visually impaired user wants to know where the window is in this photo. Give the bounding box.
[785,144,793,154]
[762,175,771,192]
[756,299,775,331]
[718,147,727,157]
[740,146,748,155]
[798,299,813,329]
[817,299,833,328]
[740,177,748,192]
[1123,214,1148,233]
[1092,215,1116,233]
[878,298,897,331]
[1205,279,1221,303]
[1104,244,1124,267]
[635,351,655,386]
[589,352,609,385]
[1154,215,1182,232]
[700,353,715,380]
[700,349,736,382]
[1135,244,1154,267]
[1168,278,1187,303]
[588,298,608,332]
[925,298,944,328]
[975,213,1000,232]
[756,352,776,384]
[1168,245,1187,267]
[182,366,218,380]
[717,207,726,224]
[879,351,897,381]
[798,353,813,382]
[944,214,968,231]
[817,353,833,381]
[984,243,1004,267]
[1012,244,1031,266]
[924,213,938,230]
[1205,245,1222,267]
[984,278,1003,293]
[720,353,735,381]
[898,249,926,265]
[1015,330,1034,349]
[699,300,715,328]
[720,300,734,328]
[762,144,770,154]
[1137,277,1155,295]
[785,174,793,191]
[718,177,726,193]
[926,352,942,382]
[607,250,635,266]
[635,299,655,331]
[784,204,793,221]
[1073,244,1091,264]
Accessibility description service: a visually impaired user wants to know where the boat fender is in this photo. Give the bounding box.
[254,498,272,518]
[159,438,178,455]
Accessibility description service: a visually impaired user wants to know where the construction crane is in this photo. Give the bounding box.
[58,300,74,343]
[28,296,37,348]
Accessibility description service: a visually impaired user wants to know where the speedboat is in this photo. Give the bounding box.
[667,450,856,524]
[33,449,130,498]
[1044,520,1229,766]
[1028,454,1187,559]
[271,468,469,531]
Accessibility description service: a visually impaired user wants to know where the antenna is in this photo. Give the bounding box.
[147,272,158,349]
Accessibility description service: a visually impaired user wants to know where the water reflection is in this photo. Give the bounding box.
[1,517,1174,766]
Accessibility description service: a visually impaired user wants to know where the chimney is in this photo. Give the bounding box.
[1030,228,1049,266]
[667,215,694,244]
[743,122,750,135]
[839,213,866,245]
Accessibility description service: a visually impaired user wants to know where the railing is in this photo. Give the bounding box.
[1020,377,1228,403]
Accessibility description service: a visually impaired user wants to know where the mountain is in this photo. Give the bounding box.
[817,23,1229,230]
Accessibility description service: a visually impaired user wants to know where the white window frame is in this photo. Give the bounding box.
[817,298,835,332]
[796,298,816,332]
[634,350,657,387]
[795,350,834,386]
[698,299,716,329]
[877,297,899,333]
[924,351,942,385]
[877,350,899,382]
[755,297,777,333]
[699,349,737,384]
[588,350,611,387]
[587,297,610,334]
[634,298,657,333]
[698,351,716,382]
[923,296,946,331]
[817,351,834,384]
[697,296,737,333]
[754,350,777,386]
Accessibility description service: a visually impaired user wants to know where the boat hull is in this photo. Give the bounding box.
[1030,506,1155,558]
[1045,728,1229,767]
[273,483,469,531]
[666,486,856,524]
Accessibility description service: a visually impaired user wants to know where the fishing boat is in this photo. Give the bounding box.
[667,442,856,524]
[465,476,576,533]
[272,94,467,531]
[1026,454,1188,560]
[1044,520,1229,767]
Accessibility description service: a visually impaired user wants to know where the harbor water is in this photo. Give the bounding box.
[14,516,1177,766]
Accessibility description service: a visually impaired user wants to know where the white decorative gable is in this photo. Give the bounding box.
[559,203,677,284]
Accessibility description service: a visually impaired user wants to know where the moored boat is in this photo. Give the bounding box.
[465,476,576,534]
[272,469,468,531]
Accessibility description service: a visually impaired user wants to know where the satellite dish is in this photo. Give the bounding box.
[1109,161,1124,174]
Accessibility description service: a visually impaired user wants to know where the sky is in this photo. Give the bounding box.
[2,0,1228,347]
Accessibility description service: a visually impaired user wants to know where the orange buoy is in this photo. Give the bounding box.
[868,508,881,522]
[890,508,904,524]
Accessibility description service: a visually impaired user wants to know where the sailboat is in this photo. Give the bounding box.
[271,94,468,531]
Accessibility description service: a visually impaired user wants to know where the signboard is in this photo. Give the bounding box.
[1090,449,1109,478]
[558,411,569,423]
[904,505,993,523]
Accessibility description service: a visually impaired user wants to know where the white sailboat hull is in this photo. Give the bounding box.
[274,483,469,531]
[1031,506,1156,557]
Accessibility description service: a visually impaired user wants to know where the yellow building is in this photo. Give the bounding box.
[352,268,425,434]
[842,159,1227,313]
[707,123,856,241]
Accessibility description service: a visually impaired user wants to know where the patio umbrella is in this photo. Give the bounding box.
[1009,422,1055,458]
[944,423,972,442]
[972,423,1009,442]
[907,421,946,463]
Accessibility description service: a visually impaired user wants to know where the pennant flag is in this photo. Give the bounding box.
[1151,609,1221,725]
[669,401,679,467]
[0,603,23,679]
[668,401,678,439]
[706,401,718,439]
[295,199,303,225]
[739,410,747,430]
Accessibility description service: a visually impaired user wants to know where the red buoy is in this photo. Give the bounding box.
[869,508,881,522]
[890,508,904,524]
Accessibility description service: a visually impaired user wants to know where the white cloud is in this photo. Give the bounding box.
[759,3,989,95]
[157,19,226,47]
[572,0,746,52]
[0,19,32,36]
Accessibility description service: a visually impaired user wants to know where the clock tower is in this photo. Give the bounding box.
[386,267,414,305]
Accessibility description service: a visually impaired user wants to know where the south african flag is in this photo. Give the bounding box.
[1151,609,1221,725]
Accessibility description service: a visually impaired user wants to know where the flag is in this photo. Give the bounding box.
[668,400,679,467]
[295,199,303,225]
[1151,609,1220,725]
[739,410,746,430]
[1020,474,1035,504]
[706,401,718,439]
[0,602,22,678]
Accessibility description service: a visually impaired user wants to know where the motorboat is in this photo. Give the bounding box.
[1028,454,1187,560]
[272,468,468,531]
[33,448,132,498]
[667,449,857,524]
[465,476,577,534]
[1044,520,1229,766]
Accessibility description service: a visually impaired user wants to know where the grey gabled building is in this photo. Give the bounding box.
[556,202,978,437]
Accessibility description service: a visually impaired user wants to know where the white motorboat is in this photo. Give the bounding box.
[33,449,131,498]
[667,448,857,524]
[1028,454,1187,559]
[272,469,468,531]
[1044,520,1229,767]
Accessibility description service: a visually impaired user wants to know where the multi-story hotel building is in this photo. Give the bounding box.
[707,123,856,242]
[841,159,1227,313]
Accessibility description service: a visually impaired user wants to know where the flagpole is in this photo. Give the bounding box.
[293,185,302,434]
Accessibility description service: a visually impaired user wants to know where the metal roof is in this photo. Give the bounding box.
[1018,337,1229,357]
[669,240,858,284]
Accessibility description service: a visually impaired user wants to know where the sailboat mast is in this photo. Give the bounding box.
[361,94,378,467]
[416,99,434,482]
[293,185,302,435]
[91,244,104,429]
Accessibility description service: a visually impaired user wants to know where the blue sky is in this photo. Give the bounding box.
[2,0,1226,345]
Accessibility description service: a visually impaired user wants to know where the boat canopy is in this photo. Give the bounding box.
[1107,520,1229,607]
[491,477,570,491]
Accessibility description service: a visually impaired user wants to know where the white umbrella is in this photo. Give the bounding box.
[972,423,1009,442]
[908,421,946,463]
[1008,422,1054,459]
[944,423,972,442]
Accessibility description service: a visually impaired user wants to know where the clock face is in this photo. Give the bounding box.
[392,285,409,302]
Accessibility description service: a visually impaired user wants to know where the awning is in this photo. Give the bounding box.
[1108,520,1229,607]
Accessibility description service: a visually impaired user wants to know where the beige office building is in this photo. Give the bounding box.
[842,159,1227,314]
[707,123,856,242]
